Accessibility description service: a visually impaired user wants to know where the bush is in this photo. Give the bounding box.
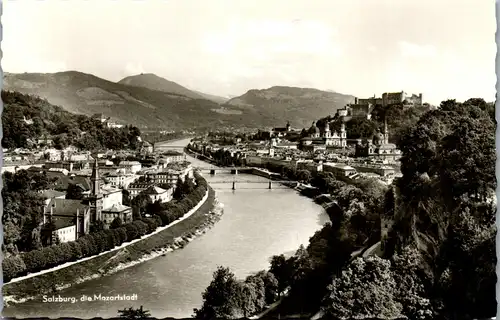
[125,224,139,240]
[3,255,27,282]
[110,217,123,229]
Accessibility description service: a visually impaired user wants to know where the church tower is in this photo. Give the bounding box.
[340,121,347,148]
[89,157,103,222]
[286,121,291,132]
[383,118,389,144]
[324,121,331,138]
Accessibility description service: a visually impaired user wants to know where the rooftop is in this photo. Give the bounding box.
[53,216,75,230]
[143,185,169,195]
[103,203,131,213]
[48,198,89,216]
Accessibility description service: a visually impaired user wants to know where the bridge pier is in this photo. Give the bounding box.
[210,169,216,175]
[269,181,272,189]
[232,181,236,190]
[231,169,238,175]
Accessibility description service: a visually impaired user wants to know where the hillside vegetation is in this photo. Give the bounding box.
[5,72,350,131]
[1,90,142,150]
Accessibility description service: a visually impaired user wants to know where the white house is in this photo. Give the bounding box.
[142,185,173,203]
[118,161,142,174]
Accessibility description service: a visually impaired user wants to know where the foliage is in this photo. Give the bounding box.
[194,266,242,319]
[110,217,123,229]
[2,90,142,150]
[386,98,496,319]
[117,305,151,319]
[2,169,56,252]
[323,256,403,320]
[66,183,84,200]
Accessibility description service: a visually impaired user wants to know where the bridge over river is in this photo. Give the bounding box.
[208,179,298,190]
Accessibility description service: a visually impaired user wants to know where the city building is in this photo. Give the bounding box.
[118,161,142,174]
[142,185,174,203]
[43,198,92,243]
[355,120,401,161]
[300,121,347,151]
[106,172,136,188]
[323,162,357,179]
[272,121,292,137]
[84,158,133,226]
[128,182,154,198]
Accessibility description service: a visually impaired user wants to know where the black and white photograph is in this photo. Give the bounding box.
[0,0,497,319]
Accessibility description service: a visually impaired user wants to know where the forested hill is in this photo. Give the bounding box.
[1,90,142,150]
[4,72,345,131]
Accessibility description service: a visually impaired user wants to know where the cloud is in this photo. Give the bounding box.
[123,62,146,76]
[398,41,437,58]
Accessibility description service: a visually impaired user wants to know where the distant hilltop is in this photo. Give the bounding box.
[3,71,356,130]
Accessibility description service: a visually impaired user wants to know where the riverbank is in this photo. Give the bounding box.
[4,187,222,306]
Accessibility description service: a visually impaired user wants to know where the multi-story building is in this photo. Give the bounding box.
[106,172,136,188]
[118,161,142,174]
[323,162,357,179]
[158,151,186,167]
[300,121,347,151]
[43,198,91,243]
[355,121,402,161]
[142,185,174,203]
[145,163,193,186]
[128,182,154,198]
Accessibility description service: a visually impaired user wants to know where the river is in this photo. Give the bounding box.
[3,138,329,319]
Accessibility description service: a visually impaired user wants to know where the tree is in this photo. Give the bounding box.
[269,254,295,296]
[296,170,312,183]
[117,306,151,319]
[194,266,241,319]
[391,246,434,319]
[322,256,403,320]
[110,217,123,229]
[66,183,84,200]
[438,115,495,202]
[90,220,105,233]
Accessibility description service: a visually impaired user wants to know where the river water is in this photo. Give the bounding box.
[3,138,328,319]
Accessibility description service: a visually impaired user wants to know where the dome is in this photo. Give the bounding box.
[314,126,321,134]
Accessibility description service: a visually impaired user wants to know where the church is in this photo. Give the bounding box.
[300,121,347,152]
[85,157,133,226]
[44,157,133,244]
[355,121,401,161]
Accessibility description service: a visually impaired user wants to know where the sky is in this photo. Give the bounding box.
[2,0,496,104]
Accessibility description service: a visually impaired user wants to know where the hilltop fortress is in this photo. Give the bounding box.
[336,91,423,120]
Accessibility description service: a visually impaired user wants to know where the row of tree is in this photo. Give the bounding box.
[3,173,209,283]
[2,90,142,150]
[196,246,323,320]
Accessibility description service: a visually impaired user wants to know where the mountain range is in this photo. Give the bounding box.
[3,71,354,130]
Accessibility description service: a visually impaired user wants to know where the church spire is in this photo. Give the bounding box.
[91,156,100,196]
[383,117,389,144]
